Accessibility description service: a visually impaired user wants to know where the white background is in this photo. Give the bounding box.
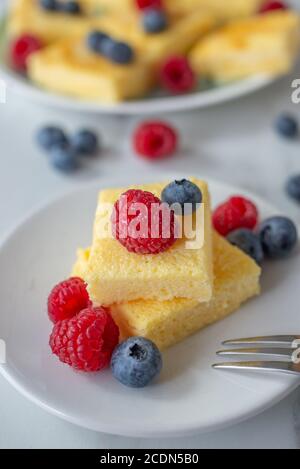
[1,0,300,449]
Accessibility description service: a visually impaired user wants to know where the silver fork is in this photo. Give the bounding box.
[213,335,300,376]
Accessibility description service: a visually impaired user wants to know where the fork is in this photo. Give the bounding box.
[213,335,300,376]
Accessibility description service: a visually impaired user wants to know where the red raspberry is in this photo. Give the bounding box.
[112,189,177,254]
[136,0,162,10]
[134,121,178,160]
[213,196,259,236]
[10,34,43,72]
[49,307,119,372]
[48,277,90,324]
[160,56,196,94]
[259,1,287,13]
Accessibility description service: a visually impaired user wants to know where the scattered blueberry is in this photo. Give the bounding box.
[72,129,99,156]
[59,1,81,14]
[36,126,68,151]
[87,30,110,53]
[49,146,79,172]
[274,113,298,139]
[227,228,264,265]
[111,337,162,388]
[103,41,134,64]
[258,216,298,259]
[143,8,168,33]
[286,174,300,203]
[39,0,59,11]
[161,179,202,215]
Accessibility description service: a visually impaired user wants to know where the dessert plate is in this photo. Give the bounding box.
[0,175,300,437]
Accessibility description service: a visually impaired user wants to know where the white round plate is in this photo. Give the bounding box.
[0,175,300,437]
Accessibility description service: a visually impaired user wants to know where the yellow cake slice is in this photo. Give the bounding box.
[189,10,300,82]
[85,178,213,305]
[72,233,261,350]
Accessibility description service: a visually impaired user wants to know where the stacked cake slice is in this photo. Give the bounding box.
[72,179,261,349]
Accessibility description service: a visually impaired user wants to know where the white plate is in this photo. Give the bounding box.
[0,175,300,437]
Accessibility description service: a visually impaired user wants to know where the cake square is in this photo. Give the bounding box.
[72,233,261,350]
[85,178,213,305]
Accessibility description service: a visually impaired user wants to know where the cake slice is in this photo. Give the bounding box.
[189,10,300,82]
[72,233,261,350]
[85,178,213,305]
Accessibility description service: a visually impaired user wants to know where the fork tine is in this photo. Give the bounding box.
[222,335,300,347]
[216,347,293,359]
[212,360,300,375]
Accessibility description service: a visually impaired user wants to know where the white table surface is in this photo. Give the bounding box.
[1,43,300,448]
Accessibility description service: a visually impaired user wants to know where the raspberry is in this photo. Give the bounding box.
[160,56,196,94]
[112,189,177,254]
[134,121,178,160]
[49,307,119,372]
[213,196,259,236]
[11,34,43,72]
[259,1,287,13]
[136,0,162,10]
[47,277,90,323]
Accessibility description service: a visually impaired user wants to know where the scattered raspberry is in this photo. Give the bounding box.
[136,0,162,10]
[49,307,119,372]
[10,34,43,72]
[259,1,287,13]
[213,196,259,237]
[112,189,177,254]
[47,277,90,324]
[160,56,196,94]
[134,121,178,160]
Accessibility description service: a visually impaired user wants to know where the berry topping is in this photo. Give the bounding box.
[274,113,298,139]
[213,196,259,236]
[161,179,202,215]
[39,0,59,11]
[49,146,79,172]
[112,189,178,255]
[103,40,134,64]
[72,129,99,156]
[143,8,168,33]
[59,0,81,14]
[11,34,43,72]
[48,277,90,323]
[50,307,119,372]
[134,121,178,160]
[136,0,162,10]
[111,337,162,388]
[160,56,196,94]
[286,174,300,203]
[258,216,298,259]
[259,1,287,13]
[227,228,264,265]
[36,125,68,151]
[87,30,110,53]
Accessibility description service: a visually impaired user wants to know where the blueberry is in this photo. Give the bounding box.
[36,126,68,151]
[60,1,81,14]
[227,228,264,265]
[274,114,298,139]
[161,179,202,215]
[286,174,300,203]
[87,30,109,53]
[258,216,298,259]
[72,129,99,156]
[39,0,59,11]
[111,337,162,388]
[103,40,134,64]
[49,146,79,172]
[143,8,168,33]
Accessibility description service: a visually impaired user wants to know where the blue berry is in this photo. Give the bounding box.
[143,8,168,33]
[49,146,79,172]
[111,337,162,388]
[286,174,300,203]
[36,126,68,151]
[275,114,298,139]
[59,1,81,14]
[227,228,264,265]
[103,40,134,64]
[39,0,59,11]
[87,31,109,53]
[258,216,298,259]
[72,129,99,156]
[161,179,202,215]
